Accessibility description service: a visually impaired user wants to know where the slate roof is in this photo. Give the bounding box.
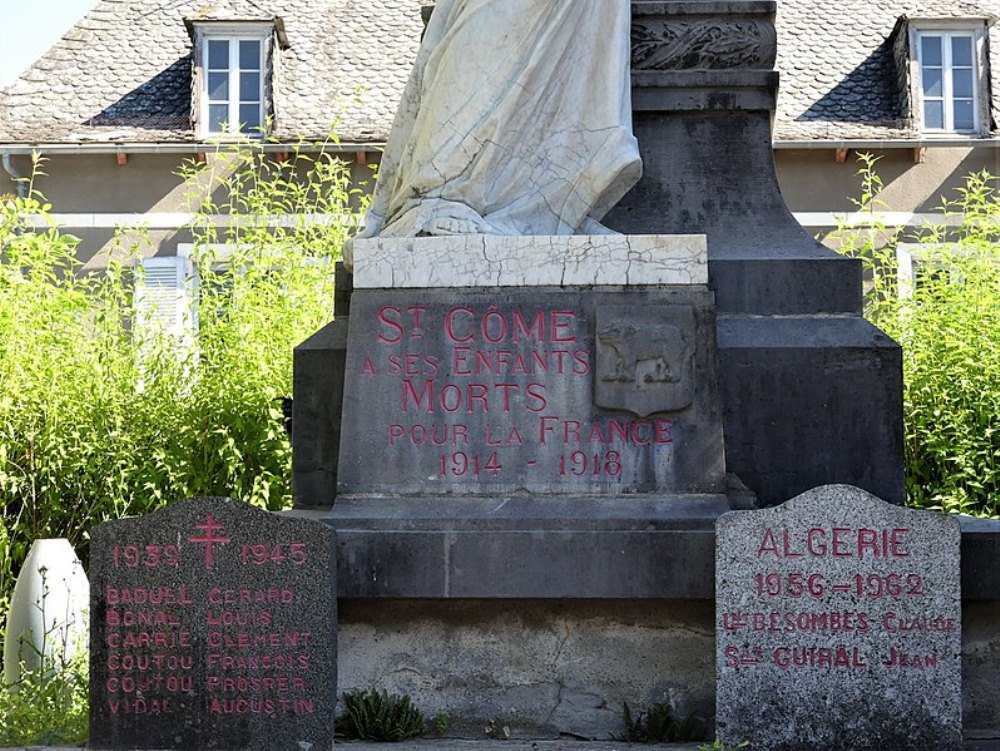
[2,0,1000,145]
[774,0,1000,141]
[0,0,427,145]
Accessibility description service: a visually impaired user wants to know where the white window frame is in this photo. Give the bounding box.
[135,248,199,341]
[896,242,1000,299]
[197,24,271,139]
[134,248,200,386]
[909,22,988,135]
[896,243,934,299]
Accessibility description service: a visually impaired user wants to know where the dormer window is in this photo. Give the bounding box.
[916,30,979,132]
[189,20,284,139]
[205,35,265,135]
[899,19,991,135]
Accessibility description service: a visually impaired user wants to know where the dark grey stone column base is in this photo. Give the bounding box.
[326,493,732,599]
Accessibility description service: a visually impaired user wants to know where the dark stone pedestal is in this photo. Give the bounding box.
[603,1,904,505]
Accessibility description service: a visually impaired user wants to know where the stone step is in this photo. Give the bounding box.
[5,741,1000,750]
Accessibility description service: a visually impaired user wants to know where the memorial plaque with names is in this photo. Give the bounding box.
[89,497,336,751]
[716,485,961,751]
[337,288,725,496]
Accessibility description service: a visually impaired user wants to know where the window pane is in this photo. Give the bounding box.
[951,36,973,67]
[207,71,229,101]
[239,72,260,101]
[921,35,942,66]
[922,67,943,97]
[208,103,228,133]
[924,100,944,129]
[953,100,975,131]
[207,40,229,69]
[239,103,261,131]
[953,68,974,98]
[239,40,260,70]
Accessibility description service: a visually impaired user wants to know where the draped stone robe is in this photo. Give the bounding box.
[355,0,641,247]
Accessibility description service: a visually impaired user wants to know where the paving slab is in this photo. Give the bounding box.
[4,741,1000,750]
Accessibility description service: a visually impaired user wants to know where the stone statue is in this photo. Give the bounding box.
[349,0,641,262]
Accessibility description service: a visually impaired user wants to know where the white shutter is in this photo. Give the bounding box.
[135,254,198,344]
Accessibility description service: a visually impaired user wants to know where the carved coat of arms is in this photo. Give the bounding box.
[594,306,695,418]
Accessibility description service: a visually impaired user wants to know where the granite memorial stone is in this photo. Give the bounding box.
[715,485,961,750]
[89,497,337,751]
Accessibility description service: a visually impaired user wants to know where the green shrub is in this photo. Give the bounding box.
[613,700,702,743]
[0,139,365,637]
[830,155,1000,517]
[0,630,88,746]
[338,688,429,741]
[699,741,750,751]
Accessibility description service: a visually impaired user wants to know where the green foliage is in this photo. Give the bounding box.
[1,616,88,746]
[0,658,89,745]
[698,740,750,751]
[338,688,429,741]
[433,711,451,733]
[0,140,365,635]
[613,700,702,743]
[830,155,1000,517]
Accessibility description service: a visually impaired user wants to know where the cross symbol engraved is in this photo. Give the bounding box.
[188,514,231,569]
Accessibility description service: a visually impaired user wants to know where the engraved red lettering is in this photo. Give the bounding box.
[402,379,434,412]
[807,528,827,555]
[467,383,489,413]
[440,385,463,413]
[513,310,544,342]
[551,311,576,342]
[495,383,517,412]
[563,420,582,444]
[630,420,652,446]
[482,309,508,344]
[857,528,878,558]
[654,420,674,444]
[832,527,851,557]
[891,528,910,557]
[445,306,474,343]
[757,529,779,557]
[377,306,404,343]
[608,420,628,443]
[453,347,473,375]
[539,415,558,445]
[407,305,426,337]
[525,383,547,412]
[782,529,804,558]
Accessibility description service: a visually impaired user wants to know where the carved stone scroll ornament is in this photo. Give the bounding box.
[631,20,777,70]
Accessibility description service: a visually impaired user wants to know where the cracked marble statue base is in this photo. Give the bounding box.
[350,234,707,289]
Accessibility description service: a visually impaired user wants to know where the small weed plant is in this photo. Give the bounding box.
[699,741,750,751]
[830,154,1000,518]
[1,603,88,746]
[0,655,88,746]
[613,700,702,743]
[338,688,428,741]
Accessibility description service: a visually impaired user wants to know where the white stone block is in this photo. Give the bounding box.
[351,234,707,288]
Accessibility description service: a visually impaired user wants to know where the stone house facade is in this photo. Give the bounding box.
[1,0,999,267]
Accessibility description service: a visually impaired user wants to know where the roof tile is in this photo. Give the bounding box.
[1,0,999,144]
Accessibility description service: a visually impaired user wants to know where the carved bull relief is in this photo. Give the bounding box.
[594,306,696,418]
[598,321,689,385]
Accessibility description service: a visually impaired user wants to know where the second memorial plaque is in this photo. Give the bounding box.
[89,497,336,751]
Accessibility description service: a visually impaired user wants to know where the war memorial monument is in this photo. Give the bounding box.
[81,1,1000,749]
